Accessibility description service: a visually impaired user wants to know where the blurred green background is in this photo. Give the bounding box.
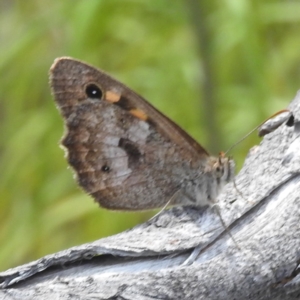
[1,0,300,271]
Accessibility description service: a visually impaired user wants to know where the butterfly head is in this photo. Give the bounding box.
[211,152,235,186]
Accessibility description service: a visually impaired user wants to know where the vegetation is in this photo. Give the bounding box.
[1,0,300,271]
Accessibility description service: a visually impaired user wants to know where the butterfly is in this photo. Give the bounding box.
[50,57,235,210]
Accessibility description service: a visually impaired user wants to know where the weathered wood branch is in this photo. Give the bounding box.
[1,93,300,300]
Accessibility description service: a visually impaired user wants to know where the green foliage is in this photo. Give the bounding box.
[1,0,300,270]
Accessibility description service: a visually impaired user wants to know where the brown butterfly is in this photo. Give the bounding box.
[50,57,235,210]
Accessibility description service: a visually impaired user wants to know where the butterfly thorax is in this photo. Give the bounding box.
[172,154,235,207]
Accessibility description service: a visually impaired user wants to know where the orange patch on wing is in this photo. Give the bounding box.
[129,108,148,121]
[105,91,121,103]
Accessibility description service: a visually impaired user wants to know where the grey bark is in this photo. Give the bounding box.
[1,92,300,300]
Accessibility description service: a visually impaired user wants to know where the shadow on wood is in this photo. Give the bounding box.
[1,92,300,299]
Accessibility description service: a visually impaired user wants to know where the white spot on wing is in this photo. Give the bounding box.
[127,120,150,143]
[101,136,120,146]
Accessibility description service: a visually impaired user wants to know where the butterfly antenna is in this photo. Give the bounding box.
[224,109,290,155]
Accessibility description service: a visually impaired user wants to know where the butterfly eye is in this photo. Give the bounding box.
[214,164,223,178]
[85,84,103,99]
